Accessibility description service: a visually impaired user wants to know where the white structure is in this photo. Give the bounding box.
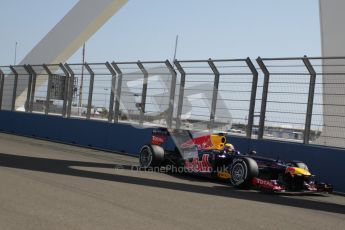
[2,0,128,110]
[317,0,345,147]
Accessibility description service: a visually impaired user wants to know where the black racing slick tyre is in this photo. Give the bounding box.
[230,157,259,188]
[139,144,165,168]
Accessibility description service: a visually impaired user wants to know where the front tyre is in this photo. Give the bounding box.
[139,145,165,168]
[230,157,258,188]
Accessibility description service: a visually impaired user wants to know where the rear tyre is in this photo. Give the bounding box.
[230,157,259,188]
[139,145,165,169]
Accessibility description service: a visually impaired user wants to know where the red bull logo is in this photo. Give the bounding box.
[184,154,212,172]
[180,134,226,150]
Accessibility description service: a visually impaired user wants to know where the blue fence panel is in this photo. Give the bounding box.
[0,111,152,155]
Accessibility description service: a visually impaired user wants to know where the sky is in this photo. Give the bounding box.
[0,0,321,65]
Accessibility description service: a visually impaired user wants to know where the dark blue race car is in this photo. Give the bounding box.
[139,128,333,193]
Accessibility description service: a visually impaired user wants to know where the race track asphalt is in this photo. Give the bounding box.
[0,133,344,230]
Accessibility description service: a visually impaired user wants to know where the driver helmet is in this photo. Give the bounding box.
[224,143,235,152]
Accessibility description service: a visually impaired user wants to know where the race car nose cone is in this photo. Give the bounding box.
[286,167,311,176]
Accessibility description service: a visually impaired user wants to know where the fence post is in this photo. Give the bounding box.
[0,68,4,110]
[23,65,33,112]
[9,66,18,111]
[59,63,70,117]
[105,62,117,122]
[27,65,36,113]
[84,63,94,120]
[302,56,317,144]
[111,62,122,123]
[174,60,186,129]
[137,61,148,125]
[256,57,270,139]
[165,60,177,128]
[208,59,220,130]
[64,63,74,118]
[245,58,258,138]
[42,64,53,115]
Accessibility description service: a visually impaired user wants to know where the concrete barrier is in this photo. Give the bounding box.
[1,110,344,192]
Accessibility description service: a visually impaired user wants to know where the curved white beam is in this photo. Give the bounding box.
[3,0,128,109]
[20,0,128,65]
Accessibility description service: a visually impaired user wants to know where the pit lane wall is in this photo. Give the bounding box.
[1,110,345,193]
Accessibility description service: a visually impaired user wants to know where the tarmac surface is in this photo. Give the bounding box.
[0,133,344,230]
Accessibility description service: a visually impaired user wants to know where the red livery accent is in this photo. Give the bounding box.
[184,154,212,172]
[181,135,213,150]
[286,167,296,173]
[151,135,167,145]
[252,178,284,191]
[305,183,317,191]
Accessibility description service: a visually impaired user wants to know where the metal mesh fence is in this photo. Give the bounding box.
[175,60,216,131]
[309,57,345,147]
[1,56,345,149]
[1,67,16,110]
[215,60,255,135]
[111,61,176,128]
[257,58,310,142]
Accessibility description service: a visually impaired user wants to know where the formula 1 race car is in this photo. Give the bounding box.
[139,128,333,193]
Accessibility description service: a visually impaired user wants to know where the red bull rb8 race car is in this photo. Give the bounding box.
[139,128,333,193]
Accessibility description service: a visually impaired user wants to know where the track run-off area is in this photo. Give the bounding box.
[0,133,344,230]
